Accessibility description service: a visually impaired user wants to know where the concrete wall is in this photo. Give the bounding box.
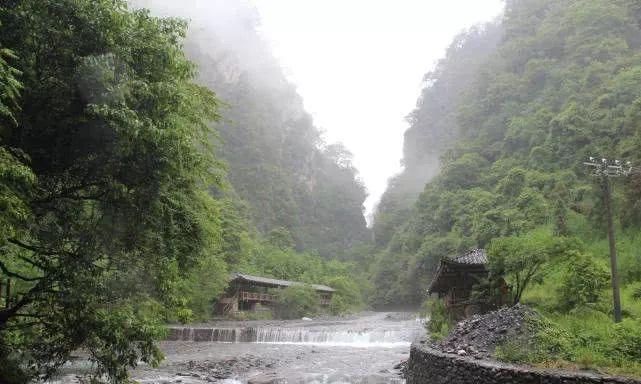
[407,344,641,384]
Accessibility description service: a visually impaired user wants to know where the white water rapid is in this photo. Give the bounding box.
[170,326,416,347]
[55,312,423,384]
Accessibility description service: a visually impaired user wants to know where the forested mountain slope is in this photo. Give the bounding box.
[371,0,641,307]
[133,0,370,258]
[373,23,504,248]
[0,1,369,379]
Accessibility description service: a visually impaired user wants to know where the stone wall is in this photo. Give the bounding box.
[407,344,641,384]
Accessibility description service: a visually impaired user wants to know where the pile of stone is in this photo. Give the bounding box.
[430,304,537,360]
[175,354,277,382]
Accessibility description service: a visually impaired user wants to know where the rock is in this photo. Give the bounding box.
[248,373,286,384]
[430,304,538,360]
[457,349,467,356]
[301,317,313,321]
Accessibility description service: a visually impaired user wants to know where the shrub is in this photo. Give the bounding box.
[422,298,453,341]
[328,295,349,315]
[559,255,609,311]
[275,285,319,319]
[610,319,641,361]
[495,315,574,364]
[234,310,273,321]
[325,275,364,315]
[631,282,641,301]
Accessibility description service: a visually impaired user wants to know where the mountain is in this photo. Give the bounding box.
[373,22,504,249]
[371,0,641,307]
[132,0,370,258]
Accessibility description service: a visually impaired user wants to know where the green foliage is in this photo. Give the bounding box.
[488,229,579,304]
[492,301,641,376]
[559,254,610,311]
[368,0,641,376]
[610,319,641,361]
[233,310,273,321]
[266,227,296,251]
[228,241,366,318]
[171,8,371,259]
[370,0,641,313]
[373,22,504,248]
[325,275,365,315]
[82,305,167,383]
[275,285,319,320]
[0,31,21,129]
[494,315,575,364]
[0,0,224,381]
[632,282,641,301]
[507,231,641,376]
[0,0,366,381]
[422,298,452,341]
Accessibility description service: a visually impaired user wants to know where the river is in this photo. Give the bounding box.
[57,312,423,384]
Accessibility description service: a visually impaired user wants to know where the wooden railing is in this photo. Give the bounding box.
[237,291,332,306]
[239,291,279,303]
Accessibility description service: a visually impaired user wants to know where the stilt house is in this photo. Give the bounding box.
[216,273,335,315]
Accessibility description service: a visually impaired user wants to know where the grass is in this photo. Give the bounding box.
[508,268,641,377]
[496,217,641,378]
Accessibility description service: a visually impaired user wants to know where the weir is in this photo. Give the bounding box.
[167,326,414,346]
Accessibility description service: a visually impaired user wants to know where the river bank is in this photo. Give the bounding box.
[55,312,422,384]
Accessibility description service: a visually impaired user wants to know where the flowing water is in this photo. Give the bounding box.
[57,312,423,384]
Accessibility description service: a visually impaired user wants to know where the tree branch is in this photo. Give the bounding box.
[0,260,43,282]
[0,278,49,328]
[8,238,60,257]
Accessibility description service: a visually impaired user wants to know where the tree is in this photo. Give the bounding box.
[371,0,641,308]
[488,229,577,304]
[559,254,609,311]
[0,1,222,381]
[0,33,21,129]
[275,285,319,319]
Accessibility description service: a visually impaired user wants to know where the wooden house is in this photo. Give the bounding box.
[215,273,335,315]
[427,249,506,317]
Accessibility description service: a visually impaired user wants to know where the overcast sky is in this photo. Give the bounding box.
[251,0,504,218]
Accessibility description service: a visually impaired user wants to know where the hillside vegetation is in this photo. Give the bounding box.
[373,0,641,375]
[0,1,367,381]
[134,0,370,259]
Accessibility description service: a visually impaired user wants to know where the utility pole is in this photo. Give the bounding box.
[583,157,632,323]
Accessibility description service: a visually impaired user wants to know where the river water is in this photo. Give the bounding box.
[57,312,423,384]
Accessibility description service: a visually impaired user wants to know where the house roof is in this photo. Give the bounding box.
[427,249,488,294]
[231,272,335,293]
[447,248,487,265]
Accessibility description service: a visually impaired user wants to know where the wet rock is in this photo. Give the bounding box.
[394,360,408,377]
[247,373,286,384]
[431,304,537,359]
[173,354,278,382]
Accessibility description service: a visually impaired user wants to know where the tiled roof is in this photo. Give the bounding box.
[427,249,488,294]
[231,272,335,292]
[447,249,487,265]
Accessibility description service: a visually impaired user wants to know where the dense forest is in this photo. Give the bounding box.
[0,0,369,381]
[4,0,641,381]
[372,0,641,307]
[134,0,370,259]
[372,0,641,375]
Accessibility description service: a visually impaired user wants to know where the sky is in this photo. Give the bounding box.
[251,0,504,218]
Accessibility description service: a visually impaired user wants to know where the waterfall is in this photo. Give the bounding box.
[167,326,414,346]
